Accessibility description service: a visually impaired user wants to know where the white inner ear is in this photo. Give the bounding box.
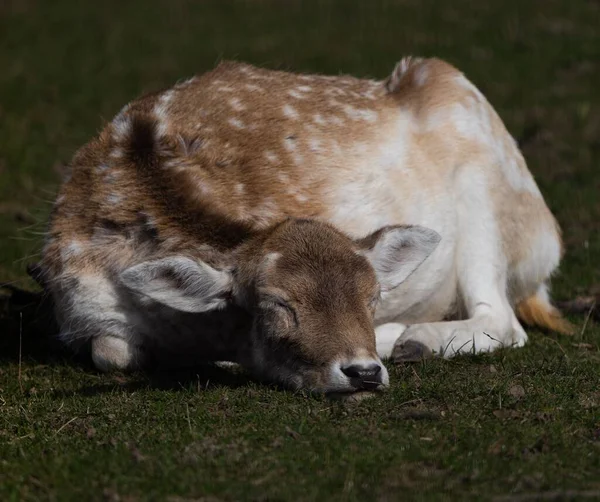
[120,256,232,313]
[361,226,441,292]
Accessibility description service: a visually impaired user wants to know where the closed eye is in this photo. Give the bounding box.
[263,298,299,326]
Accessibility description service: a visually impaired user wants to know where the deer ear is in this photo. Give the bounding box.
[120,257,232,313]
[357,225,441,292]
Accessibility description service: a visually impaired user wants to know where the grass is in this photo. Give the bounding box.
[1,0,599,500]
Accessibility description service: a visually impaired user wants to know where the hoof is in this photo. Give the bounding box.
[392,340,433,363]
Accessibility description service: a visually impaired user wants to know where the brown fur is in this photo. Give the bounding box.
[516,295,575,335]
[41,56,571,387]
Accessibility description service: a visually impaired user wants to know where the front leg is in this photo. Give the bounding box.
[375,316,525,362]
[375,322,408,359]
[385,166,529,362]
[391,313,527,361]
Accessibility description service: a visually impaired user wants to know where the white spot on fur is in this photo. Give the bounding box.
[253,199,279,225]
[218,86,235,93]
[229,98,246,111]
[229,118,245,129]
[282,105,299,119]
[309,138,322,152]
[326,88,346,98]
[261,252,282,274]
[284,136,297,151]
[329,115,345,126]
[245,83,262,92]
[61,240,84,262]
[265,151,279,163]
[154,90,175,137]
[112,114,131,142]
[109,148,124,160]
[314,114,327,126]
[341,104,378,122]
[297,85,312,92]
[414,65,429,86]
[295,194,308,203]
[104,171,119,184]
[195,179,213,196]
[277,172,290,183]
[288,90,305,99]
[235,183,245,195]
[107,193,122,204]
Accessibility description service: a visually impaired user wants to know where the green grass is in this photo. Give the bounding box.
[1,0,599,500]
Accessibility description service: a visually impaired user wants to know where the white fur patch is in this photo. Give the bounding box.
[287,90,305,99]
[153,90,175,137]
[228,118,245,129]
[414,65,429,86]
[229,97,246,111]
[341,104,378,122]
[60,240,84,262]
[282,104,299,120]
[252,198,279,224]
[309,137,322,152]
[284,136,297,151]
[329,115,345,126]
[112,114,132,142]
[313,114,327,126]
[107,193,122,204]
[265,151,279,163]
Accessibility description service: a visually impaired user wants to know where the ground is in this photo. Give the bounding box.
[1,0,599,500]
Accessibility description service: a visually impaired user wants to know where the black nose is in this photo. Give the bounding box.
[341,363,383,390]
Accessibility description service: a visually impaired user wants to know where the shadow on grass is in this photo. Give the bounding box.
[49,363,256,400]
[0,283,257,396]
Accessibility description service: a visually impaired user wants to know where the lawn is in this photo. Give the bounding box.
[1,0,599,500]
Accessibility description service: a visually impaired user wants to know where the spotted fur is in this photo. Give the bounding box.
[41,57,570,392]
